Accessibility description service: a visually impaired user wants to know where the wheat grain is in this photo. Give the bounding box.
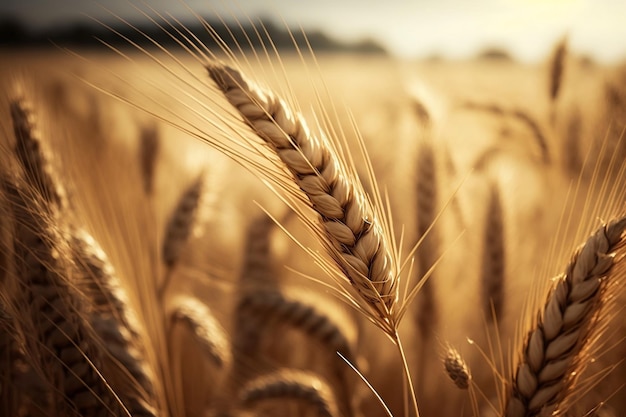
[238,368,339,417]
[504,215,626,417]
[206,62,398,328]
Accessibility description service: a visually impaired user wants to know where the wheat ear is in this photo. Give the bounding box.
[414,140,439,338]
[71,228,159,417]
[504,216,626,417]
[1,288,57,416]
[159,173,205,300]
[443,345,471,390]
[481,183,506,322]
[4,178,123,417]
[207,62,398,327]
[237,289,354,362]
[462,101,550,164]
[9,88,67,209]
[548,36,568,102]
[139,125,160,196]
[238,369,339,417]
[563,106,582,176]
[162,173,205,270]
[168,295,230,368]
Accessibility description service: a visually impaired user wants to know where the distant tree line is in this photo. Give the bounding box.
[0,15,387,55]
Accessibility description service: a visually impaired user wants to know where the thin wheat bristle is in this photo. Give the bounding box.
[504,215,626,417]
[9,88,67,209]
[169,295,231,368]
[162,173,205,270]
[237,289,354,362]
[238,368,339,417]
[442,346,471,390]
[71,228,159,417]
[3,178,123,417]
[481,183,506,323]
[139,125,160,196]
[207,62,398,326]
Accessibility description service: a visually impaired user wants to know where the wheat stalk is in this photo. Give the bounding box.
[504,215,626,417]
[206,61,399,331]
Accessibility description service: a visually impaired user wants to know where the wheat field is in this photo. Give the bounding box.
[1,12,626,417]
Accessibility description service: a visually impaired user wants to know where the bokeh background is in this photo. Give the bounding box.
[2,0,626,63]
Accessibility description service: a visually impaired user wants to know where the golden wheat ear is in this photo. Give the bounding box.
[504,215,626,417]
[413,139,440,339]
[442,345,471,390]
[237,289,356,364]
[206,62,399,333]
[160,172,206,297]
[548,36,568,103]
[168,295,231,369]
[481,183,506,323]
[462,101,551,165]
[9,85,67,209]
[138,124,160,196]
[71,227,159,417]
[2,177,124,416]
[238,368,340,417]
[0,301,49,416]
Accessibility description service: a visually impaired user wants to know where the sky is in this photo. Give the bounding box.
[2,0,626,63]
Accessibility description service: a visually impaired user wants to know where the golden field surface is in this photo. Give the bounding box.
[1,41,626,417]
